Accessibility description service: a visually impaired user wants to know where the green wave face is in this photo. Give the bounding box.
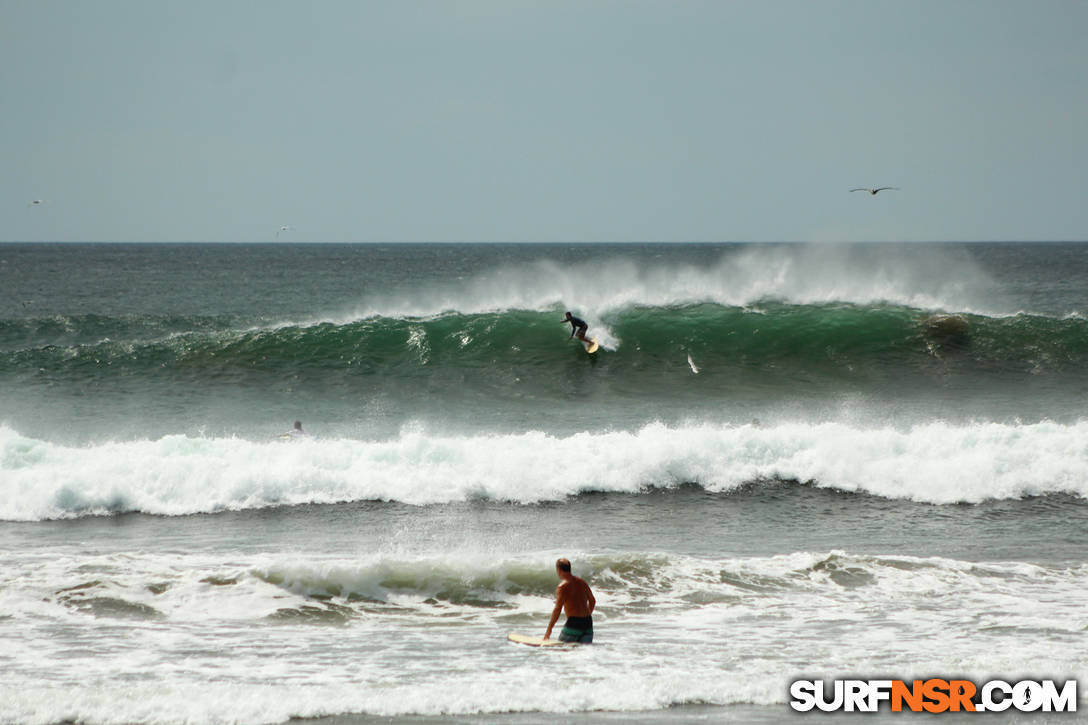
[5,304,1088,390]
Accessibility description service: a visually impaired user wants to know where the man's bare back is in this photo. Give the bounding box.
[555,576,594,617]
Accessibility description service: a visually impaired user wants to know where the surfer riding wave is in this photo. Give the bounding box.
[563,311,590,345]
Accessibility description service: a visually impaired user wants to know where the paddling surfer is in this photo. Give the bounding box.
[563,311,590,345]
[279,421,309,439]
[543,558,596,643]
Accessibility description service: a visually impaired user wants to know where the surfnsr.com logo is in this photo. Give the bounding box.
[789,679,1078,713]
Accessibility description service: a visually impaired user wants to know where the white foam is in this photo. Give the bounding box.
[341,244,1008,321]
[2,548,1085,723]
[2,419,1087,521]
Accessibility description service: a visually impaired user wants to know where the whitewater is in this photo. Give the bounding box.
[4,419,1088,522]
[1,242,1086,724]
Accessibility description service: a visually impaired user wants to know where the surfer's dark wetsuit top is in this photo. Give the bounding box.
[559,615,593,643]
[566,316,588,337]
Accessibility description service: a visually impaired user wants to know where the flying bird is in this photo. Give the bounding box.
[850,187,898,195]
[27,199,46,207]
[276,225,292,239]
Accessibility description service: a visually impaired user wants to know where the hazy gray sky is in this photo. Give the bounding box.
[3,0,1086,242]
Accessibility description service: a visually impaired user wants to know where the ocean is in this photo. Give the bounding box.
[0,241,1085,724]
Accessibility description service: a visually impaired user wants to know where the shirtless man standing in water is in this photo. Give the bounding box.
[543,558,596,643]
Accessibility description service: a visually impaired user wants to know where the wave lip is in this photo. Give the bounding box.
[3,420,1087,521]
[344,244,1015,320]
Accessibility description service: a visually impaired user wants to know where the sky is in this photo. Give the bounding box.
[2,0,1086,243]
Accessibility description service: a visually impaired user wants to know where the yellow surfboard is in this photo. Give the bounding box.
[507,632,577,647]
[584,338,599,354]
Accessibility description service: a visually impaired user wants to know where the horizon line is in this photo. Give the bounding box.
[3,239,1087,245]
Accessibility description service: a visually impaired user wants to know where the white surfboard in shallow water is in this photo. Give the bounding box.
[507,632,578,648]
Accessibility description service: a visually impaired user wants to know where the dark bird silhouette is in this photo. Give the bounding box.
[850,187,898,195]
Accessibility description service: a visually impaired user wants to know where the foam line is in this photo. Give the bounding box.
[3,420,1087,520]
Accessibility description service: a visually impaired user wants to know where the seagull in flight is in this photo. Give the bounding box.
[276,225,292,239]
[850,187,898,195]
[27,199,46,207]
